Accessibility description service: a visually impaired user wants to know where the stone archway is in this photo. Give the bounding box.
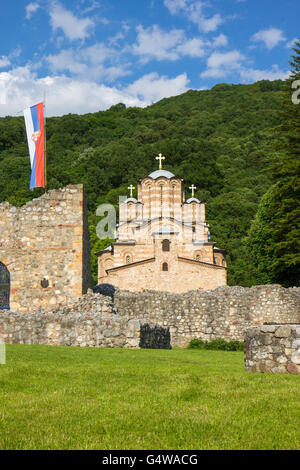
[0,262,10,310]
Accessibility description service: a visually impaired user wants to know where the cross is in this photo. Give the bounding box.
[128,184,135,198]
[189,184,197,197]
[156,153,165,170]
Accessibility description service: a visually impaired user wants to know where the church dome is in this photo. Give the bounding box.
[123,197,138,203]
[186,197,200,203]
[148,169,175,179]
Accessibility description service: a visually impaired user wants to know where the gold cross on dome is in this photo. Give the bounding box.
[156,153,165,170]
[189,184,197,197]
[128,184,135,198]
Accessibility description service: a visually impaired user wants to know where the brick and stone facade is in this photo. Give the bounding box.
[97,160,227,293]
[244,324,300,374]
[0,185,93,313]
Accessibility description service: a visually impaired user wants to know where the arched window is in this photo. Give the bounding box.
[0,262,10,310]
[171,185,176,218]
[194,252,201,262]
[125,254,132,264]
[162,262,168,271]
[160,185,164,217]
[162,239,170,252]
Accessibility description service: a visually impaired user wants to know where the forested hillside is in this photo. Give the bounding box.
[0,79,293,285]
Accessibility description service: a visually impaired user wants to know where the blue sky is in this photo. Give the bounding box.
[0,0,298,116]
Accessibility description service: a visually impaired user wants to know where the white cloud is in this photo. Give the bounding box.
[133,25,185,61]
[239,65,289,82]
[164,0,188,15]
[251,28,286,50]
[212,34,228,47]
[164,0,223,33]
[25,2,40,20]
[0,66,189,116]
[286,38,297,49]
[0,56,11,69]
[201,50,245,78]
[109,23,130,46]
[47,49,88,75]
[46,43,130,82]
[133,25,211,62]
[49,2,94,41]
[176,38,207,57]
[80,0,101,14]
[126,72,189,103]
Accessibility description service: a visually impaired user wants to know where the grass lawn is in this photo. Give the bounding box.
[0,344,299,450]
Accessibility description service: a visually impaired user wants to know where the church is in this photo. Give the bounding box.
[96,155,227,293]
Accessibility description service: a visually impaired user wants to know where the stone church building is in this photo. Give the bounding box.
[0,156,227,313]
[97,156,227,293]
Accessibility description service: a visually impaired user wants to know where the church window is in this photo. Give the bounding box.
[171,185,176,218]
[125,255,132,264]
[195,252,201,261]
[162,262,168,271]
[162,239,170,252]
[0,262,10,310]
[160,185,164,205]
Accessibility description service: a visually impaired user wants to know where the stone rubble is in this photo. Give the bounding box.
[244,324,300,374]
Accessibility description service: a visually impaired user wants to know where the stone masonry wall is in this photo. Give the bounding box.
[244,324,300,374]
[105,257,226,293]
[114,285,300,346]
[0,285,299,348]
[0,185,93,313]
[0,295,141,348]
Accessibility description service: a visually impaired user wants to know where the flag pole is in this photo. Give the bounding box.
[43,91,47,191]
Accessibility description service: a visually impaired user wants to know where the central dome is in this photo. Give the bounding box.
[148,169,175,179]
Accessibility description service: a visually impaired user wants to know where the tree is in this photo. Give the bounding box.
[289,38,300,79]
[246,41,300,286]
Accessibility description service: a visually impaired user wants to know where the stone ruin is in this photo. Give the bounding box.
[244,324,300,374]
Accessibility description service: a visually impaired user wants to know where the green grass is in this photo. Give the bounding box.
[0,345,299,450]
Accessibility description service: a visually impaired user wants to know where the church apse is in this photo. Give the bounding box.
[96,155,227,293]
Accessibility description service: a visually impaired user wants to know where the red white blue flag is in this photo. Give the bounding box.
[23,102,45,189]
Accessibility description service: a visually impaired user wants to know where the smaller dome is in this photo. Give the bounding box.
[186,197,200,203]
[148,169,175,179]
[123,197,138,203]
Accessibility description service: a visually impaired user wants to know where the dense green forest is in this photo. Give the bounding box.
[0,78,299,286]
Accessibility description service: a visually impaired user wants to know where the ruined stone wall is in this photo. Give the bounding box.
[0,185,92,313]
[244,324,300,374]
[0,295,140,348]
[113,285,300,346]
[0,285,299,349]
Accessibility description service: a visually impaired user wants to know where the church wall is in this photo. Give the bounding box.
[0,185,92,313]
[103,257,226,293]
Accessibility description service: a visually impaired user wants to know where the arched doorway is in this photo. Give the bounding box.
[0,262,10,310]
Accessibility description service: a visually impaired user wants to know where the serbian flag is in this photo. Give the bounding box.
[23,102,45,189]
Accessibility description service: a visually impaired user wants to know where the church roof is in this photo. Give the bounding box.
[148,169,175,179]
